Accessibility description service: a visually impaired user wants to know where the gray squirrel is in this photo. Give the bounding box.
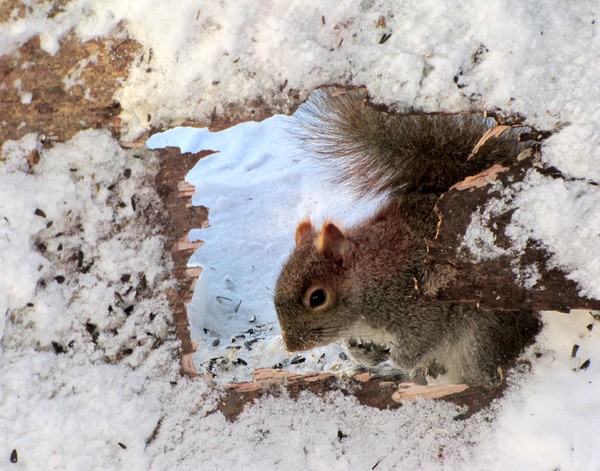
[274,89,540,385]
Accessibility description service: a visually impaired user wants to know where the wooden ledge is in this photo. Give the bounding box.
[214,367,503,421]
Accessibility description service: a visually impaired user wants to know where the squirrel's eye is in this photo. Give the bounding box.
[309,289,327,308]
[303,285,332,311]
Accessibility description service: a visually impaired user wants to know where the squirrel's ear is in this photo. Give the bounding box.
[295,220,316,247]
[317,222,354,268]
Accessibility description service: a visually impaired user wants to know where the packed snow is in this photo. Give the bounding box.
[2,0,600,470]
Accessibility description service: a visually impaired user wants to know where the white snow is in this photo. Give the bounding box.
[1,1,597,142]
[2,1,600,470]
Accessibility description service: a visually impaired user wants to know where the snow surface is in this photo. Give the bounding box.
[2,1,599,144]
[2,0,600,470]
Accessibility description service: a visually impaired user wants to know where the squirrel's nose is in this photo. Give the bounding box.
[281,330,309,352]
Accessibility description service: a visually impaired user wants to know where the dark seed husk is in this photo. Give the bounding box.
[244,339,260,350]
[52,342,66,354]
[290,355,305,365]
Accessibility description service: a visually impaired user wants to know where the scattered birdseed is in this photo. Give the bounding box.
[52,342,66,354]
[290,355,305,365]
[379,32,392,44]
[244,339,260,350]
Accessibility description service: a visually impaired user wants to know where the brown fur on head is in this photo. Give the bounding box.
[275,219,356,352]
[317,222,356,270]
[295,219,315,246]
[295,219,356,268]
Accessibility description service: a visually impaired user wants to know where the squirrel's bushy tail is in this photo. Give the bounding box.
[294,88,527,197]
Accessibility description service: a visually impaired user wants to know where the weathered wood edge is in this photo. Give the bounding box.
[422,161,600,312]
[214,368,506,422]
[154,147,213,375]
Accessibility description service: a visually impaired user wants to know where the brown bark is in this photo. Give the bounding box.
[154,147,212,375]
[216,368,504,421]
[423,161,600,312]
[0,31,140,146]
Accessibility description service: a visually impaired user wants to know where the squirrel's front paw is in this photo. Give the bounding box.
[360,367,410,382]
[410,360,449,385]
[345,339,391,366]
[410,366,429,385]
